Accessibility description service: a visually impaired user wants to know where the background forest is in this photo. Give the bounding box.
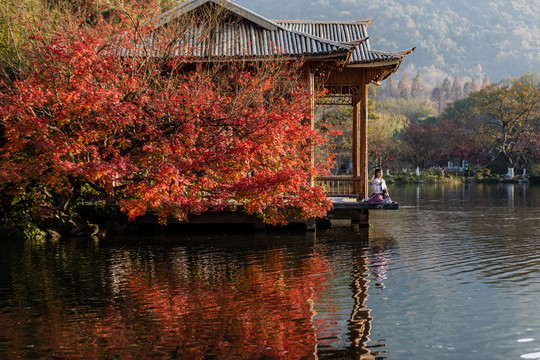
[319,74,540,178]
[236,0,539,87]
[249,0,540,177]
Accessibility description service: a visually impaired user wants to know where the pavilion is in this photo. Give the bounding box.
[116,0,413,228]
[131,0,415,201]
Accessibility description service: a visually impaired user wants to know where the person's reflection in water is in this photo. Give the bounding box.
[369,245,388,289]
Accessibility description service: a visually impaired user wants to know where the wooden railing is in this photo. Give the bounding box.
[315,176,363,197]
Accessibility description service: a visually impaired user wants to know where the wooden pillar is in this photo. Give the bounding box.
[307,65,317,229]
[352,95,361,194]
[307,64,315,185]
[360,82,369,199]
[352,77,369,199]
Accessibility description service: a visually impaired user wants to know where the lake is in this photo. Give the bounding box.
[1,183,540,359]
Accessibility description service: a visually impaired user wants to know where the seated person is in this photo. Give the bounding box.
[367,168,391,204]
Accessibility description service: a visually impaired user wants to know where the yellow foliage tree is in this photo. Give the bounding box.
[468,74,540,168]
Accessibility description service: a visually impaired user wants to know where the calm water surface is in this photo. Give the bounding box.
[1,183,540,359]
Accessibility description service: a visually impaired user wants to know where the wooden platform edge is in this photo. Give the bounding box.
[331,202,399,210]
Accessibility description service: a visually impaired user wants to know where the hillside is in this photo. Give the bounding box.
[234,0,539,86]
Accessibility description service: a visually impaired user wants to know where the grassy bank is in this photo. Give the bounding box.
[384,169,535,184]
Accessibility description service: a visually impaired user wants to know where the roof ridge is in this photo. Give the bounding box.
[274,19,373,25]
[157,0,283,31]
[284,28,354,50]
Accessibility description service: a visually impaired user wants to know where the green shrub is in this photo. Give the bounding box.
[529,164,540,177]
[475,174,500,183]
[446,169,458,177]
[385,170,462,184]
[0,185,49,240]
[529,164,540,183]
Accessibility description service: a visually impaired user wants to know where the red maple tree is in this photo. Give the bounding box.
[0,8,332,227]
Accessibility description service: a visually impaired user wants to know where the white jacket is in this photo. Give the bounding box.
[372,177,387,194]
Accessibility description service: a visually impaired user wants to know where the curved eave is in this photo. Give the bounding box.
[347,47,415,66]
[345,47,415,85]
[346,60,401,68]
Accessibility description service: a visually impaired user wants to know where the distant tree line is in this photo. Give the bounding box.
[376,72,492,113]
[320,73,540,177]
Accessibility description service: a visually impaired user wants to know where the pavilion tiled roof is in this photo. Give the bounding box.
[125,0,414,65]
[161,21,354,59]
[275,20,414,64]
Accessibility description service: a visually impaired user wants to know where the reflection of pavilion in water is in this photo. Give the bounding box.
[316,229,391,359]
[348,248,376,360]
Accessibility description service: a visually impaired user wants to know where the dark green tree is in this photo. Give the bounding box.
[431,81,443,113]
[398,74,411,99]
[451,75,463,101]
[411,72,425,99]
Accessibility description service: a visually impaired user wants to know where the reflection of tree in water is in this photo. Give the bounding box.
[1,245,334,359]
[1,232,398,360]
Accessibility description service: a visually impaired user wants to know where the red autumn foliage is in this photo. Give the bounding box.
[399,119,481,167]
[0,23,331,225]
